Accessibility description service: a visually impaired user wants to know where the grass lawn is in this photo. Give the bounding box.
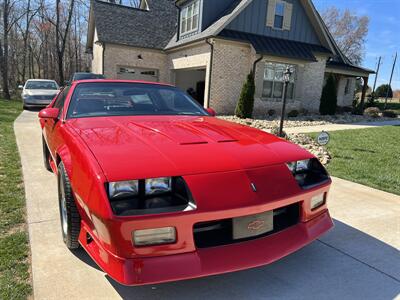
[310,126,400,195]
[0,99,31,298]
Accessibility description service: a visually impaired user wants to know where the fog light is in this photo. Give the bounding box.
[311,193,325,210]
[133,227,176,247]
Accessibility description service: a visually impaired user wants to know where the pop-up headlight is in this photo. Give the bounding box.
[286,158,329,189]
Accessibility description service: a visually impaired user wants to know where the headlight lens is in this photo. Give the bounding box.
[286,159,310,173]
[145,177,172,195]
[106,177,196,216]
[286,158,329,189]
[108,180,139,199]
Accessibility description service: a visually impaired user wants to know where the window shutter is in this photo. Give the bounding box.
[266,0,276,27]
[283,2,293,30]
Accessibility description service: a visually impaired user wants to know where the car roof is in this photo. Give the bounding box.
[26,79,57,82]
[72,79,174,87]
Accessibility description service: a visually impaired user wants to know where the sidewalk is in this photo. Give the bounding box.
[285,119,400,134]
[15,111,400,300]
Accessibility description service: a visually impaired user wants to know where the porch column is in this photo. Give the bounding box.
[360,76,368,112]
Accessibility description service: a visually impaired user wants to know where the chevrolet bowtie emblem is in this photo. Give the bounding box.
[251,183,257,192]
[247,220,265,231]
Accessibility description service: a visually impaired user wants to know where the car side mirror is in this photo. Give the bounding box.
[18,85,23,89]
[39,107,60,120]
[206,108,216,117]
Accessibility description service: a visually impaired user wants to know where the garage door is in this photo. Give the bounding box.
[117,66,159,82]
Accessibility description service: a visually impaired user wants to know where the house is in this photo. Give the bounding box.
[86,0,374,115]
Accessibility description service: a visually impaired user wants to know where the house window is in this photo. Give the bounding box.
[274,1,285,29]
[262,62,296,99]
[181,1,200,35]
[344,78,351,95]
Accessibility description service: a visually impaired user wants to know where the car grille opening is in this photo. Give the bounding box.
[193,202,300,248]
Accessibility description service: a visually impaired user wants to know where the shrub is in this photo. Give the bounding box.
[235,72,255,119]
[363,107,381,118]
[336,106,352,114]
[366,92,377,108]
[382,110,398,118]
[299,108,309,115]
[267,109,276,116]
[287,110,299,118]
[319,74,337,115]
[352,96,363,115]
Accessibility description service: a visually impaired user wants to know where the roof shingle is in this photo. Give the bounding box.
[92,0,177,49]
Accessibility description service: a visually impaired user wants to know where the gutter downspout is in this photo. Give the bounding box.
[206,38,214,108]
[253,54,263,75]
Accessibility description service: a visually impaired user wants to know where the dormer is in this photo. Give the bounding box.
[176,0,236,40]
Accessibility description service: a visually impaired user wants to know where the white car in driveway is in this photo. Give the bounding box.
[21,79,60,109]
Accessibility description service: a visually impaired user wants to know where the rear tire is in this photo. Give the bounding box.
[58,162,81,249]
[42,136,52,172]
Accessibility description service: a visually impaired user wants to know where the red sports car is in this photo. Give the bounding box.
[39,80,333,286]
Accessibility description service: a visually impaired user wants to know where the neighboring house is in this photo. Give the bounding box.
[87,0,374,115]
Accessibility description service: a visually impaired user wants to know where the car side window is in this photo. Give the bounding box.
[53,87,70,110]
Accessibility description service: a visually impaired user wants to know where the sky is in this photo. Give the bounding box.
[314,0,400,90]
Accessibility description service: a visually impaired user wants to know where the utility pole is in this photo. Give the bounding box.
[372,56,382,93]
[385,52,397,109]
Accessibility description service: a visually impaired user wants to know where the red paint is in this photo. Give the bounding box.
[39,80,333,286]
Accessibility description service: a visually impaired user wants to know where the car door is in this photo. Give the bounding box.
[43,87,70,159]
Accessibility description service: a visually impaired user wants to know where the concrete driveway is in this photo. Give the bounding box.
[15,111,400,300]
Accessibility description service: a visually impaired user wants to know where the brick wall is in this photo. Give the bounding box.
[337,77,355,107]
[298,55,328,111]
[103,44,169,82]
[209,39,254,114]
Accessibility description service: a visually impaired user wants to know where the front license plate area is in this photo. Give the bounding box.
[233,211,274,240]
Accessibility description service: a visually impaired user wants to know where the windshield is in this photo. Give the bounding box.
[25,81,58,90]
[67,82,208,118]
[73,73,105,81]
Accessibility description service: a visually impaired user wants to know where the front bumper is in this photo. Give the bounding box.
[23,98,53,107]
[79,210,333,286]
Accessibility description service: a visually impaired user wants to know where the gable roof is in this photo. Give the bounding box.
[88,0,177,50]
[165,0,250,49]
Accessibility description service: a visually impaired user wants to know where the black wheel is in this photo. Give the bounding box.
[42,136,52,172]
[58,162,81,249]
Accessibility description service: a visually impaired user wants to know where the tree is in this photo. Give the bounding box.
[235,72,255,119]
[0,0,89,98]
[375,84,393,98]
[319,74,337,115]
[322,7,369,65]
[55,0,75,84]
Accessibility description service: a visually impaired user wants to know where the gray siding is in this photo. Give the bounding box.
[226,0,321,45]
[202,0,235,30]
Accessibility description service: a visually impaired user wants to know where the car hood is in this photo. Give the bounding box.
[68,116,313,181]
[23,89,59,96]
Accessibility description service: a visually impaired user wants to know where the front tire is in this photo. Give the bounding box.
[58,162,81,249]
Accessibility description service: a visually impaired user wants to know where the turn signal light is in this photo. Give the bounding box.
[133,227,176,247]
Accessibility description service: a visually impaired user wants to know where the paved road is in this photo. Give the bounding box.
[15,111,400,300]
